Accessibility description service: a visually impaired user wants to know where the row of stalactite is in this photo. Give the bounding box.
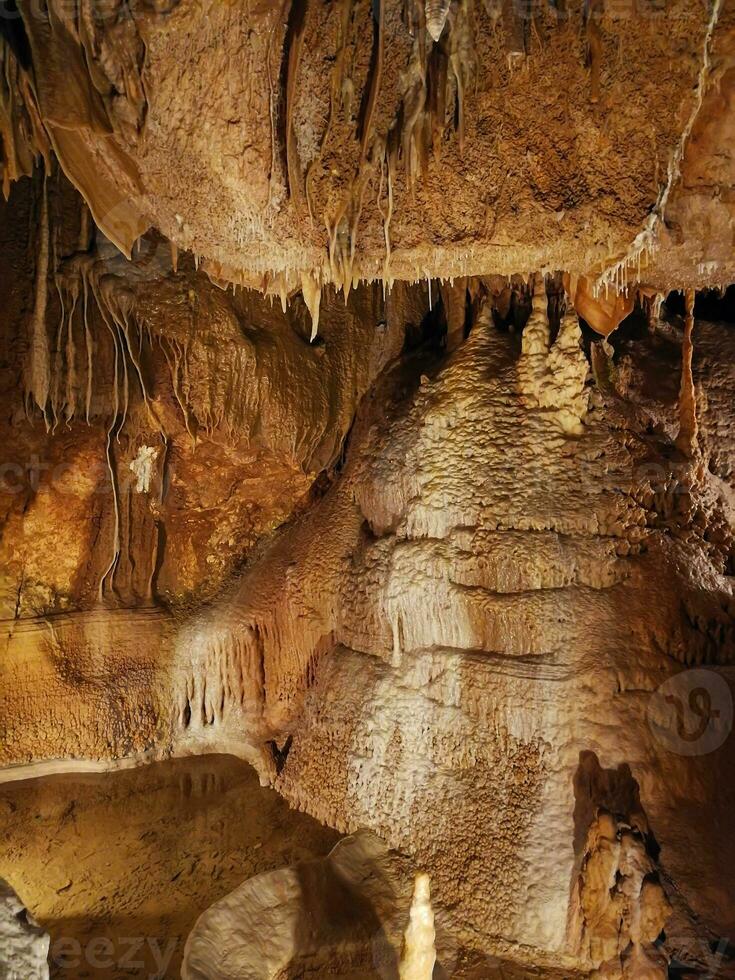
[1,0,723,314]
[19,172,703,615]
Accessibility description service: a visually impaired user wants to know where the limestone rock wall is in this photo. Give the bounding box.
[164,296,735,971]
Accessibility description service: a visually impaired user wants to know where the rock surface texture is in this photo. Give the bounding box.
[0,879,49,980]
[182,831,416,980]
[0,1,734,977]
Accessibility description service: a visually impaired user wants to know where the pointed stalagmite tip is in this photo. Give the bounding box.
[399,872,436,980]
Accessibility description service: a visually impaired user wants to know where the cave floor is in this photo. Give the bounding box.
[0,754,593,979]
[0,755,339,978]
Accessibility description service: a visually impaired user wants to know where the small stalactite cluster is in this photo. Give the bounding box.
[285,0,483,335]
[268,0,699,339]
[2,0,723,351]
[177,625,267,738]
[593,0,724,295]
[21,185,168,607]
[0,37,50,197]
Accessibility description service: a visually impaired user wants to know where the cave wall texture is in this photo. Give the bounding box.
[1,0,735,976]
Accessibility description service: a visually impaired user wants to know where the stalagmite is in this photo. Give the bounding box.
[399,873,436,980]
[676,287,699,457]
[519,275,589,433]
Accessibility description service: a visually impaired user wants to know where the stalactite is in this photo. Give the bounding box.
[305,0,353,222]
[285,0,308,208]
[301,270,322,340]
[97,295,124,602]
[377,151,395,287]
[50,275,66,430]
[638,287,664,331]
[447,0,477,155]
[676,287,699,458]
[585,0,603,104]
[0,39,51,196]
[360,0,384,162]
[347,171,369,296]
[64,284,78,422]
[503,0,526,66]
[266,0,290,212]
[399,38,428,193]
[427,42,448,159]
[25,178,51,426]
[82,273,94,422]
[78,199,91,251]
[425,0,450,42]
[326,207,351,294]
[566,274,633,337]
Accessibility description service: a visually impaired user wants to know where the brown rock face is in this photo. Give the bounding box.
[2,0,735,294]
[1,3,735,977]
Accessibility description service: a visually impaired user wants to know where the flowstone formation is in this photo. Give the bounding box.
[1,0,735,977]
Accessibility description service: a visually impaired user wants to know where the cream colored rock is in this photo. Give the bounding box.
[0,879,49,980]
[399,873,436,980]
[519,275,589,434]
[181,831,414,980]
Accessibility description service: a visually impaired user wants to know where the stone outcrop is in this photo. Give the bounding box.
[182,832,416,980]
[0,879,49,980]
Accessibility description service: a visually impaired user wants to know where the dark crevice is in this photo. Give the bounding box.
[0,1,32,70]
[278,0,308,197]
[268,734,293,775]
[664,286,735,325]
